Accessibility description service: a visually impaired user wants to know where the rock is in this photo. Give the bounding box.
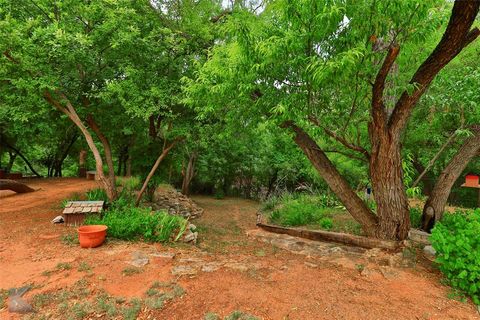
[51,215,64,224]
[408,229,431,245]
[423,245,436,258]
[171,265,197,276]
[201,262,221,273]
[8,296,33,314]
[8,285,31,297]
[304,262,318,268]
[151,185,203,219]
[360,267,371,277]
[150,252,175,259]
[379,266,398,279]
[224,262,249,272]
[128,251,149,267]
[183,231,198,244]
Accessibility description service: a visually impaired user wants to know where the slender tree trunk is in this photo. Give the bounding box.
[86,114,117,199]
[135,139,180,207]
[422,126,480,232]
[283,122,378,236]
[7,151,16,173]
[181,152,197,195]
[126,154,132,177]
[1,139,42,177]
[44,91,116,201]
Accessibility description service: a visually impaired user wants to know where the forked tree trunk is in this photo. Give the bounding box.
[422,126,480,231]
[44,91,117,201]
[86,114,117,199]
[135,139,180,207]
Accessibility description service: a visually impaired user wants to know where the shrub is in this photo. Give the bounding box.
[430,209,480,305]
[269,194,329,226]
[86,206,187,243]
[319,217,333,230]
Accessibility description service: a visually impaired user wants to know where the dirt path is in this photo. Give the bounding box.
[0,179,478,319]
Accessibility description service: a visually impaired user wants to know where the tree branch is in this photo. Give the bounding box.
[389,1,480,134]
[372,44,400,127]
[309,116,370,159]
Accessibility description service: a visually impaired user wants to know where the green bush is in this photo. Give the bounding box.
[319,217,333,230]
[86,205,187,243]
[269,194,330,226]
[430,209,480,305]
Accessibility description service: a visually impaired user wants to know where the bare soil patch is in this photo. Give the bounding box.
[0,179,478,319]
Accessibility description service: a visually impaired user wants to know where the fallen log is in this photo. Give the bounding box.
[257,222,402,250]
[0,179,35,193]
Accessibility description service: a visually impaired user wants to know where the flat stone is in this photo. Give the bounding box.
[39,234,60,240]
[379,266,399,279]
[8,296,33,314]
[201,262,221,273]
[150,252,176,259]
[224,262,249,272]
[304,262,318,268]
[171,265,197,276]
[128,251,149,267]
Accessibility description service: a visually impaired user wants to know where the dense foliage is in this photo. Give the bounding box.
[431,209,480,305]
[0,1,479,237]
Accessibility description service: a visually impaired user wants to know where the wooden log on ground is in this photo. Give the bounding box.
[257,222,401,250]
[0,179,35,193]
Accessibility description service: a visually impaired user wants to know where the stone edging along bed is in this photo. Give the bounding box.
[255,211,405,250]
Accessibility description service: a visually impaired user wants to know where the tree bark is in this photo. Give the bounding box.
[421,126,480,232]
[44,91,117,201]
[181,152,197,195]
[86,114,117,199]
[283,121,378,236]
[135,139,181,207]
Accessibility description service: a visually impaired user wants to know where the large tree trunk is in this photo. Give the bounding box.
[421,126,480,232]
[283,122,379,237]
[181,152,197,196]
[369,129,410,240]
[135,139,180,207]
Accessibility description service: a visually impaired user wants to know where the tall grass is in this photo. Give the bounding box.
[85,204,187,243]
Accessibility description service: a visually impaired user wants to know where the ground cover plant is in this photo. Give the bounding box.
[431,209,480,305]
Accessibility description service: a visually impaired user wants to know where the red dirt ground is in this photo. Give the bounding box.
[0,178,479,319]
